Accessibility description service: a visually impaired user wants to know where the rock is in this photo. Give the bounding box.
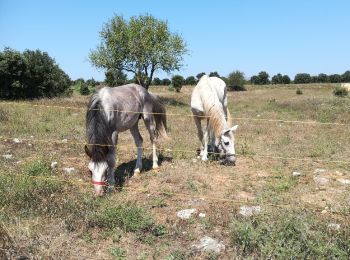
[192,236,225,254]
[192,158,198,163]
[177,209,197,220]
[328,223,341,230]
[2,154,13,160]
[292,171,301,177]
[313,176,329,185]
[199,213,206,218]
[61,139,68,143]
[13,138,22,143]
[239,205,261,217]
[63,167,75,174]
[321,209,327,214]
[314,168,327,175]
[337,179,350,185]
[51,161,58,169]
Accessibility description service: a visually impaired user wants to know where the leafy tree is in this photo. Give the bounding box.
[0,47,71,99]
[282,75,291,84]
[196,72,206,80]
[162,78,171,86]
[104,69,127,86]
[271,73,283,84]
[227,70,246,91]
[257,71,270,85]
[209,71,220,77]
[74,78,85,85]
[152,77,162,86]
[86,78,98,86]
[328,74,342,83]
[294,73,311,84]
[90,14,188,90]
[250,75,259,85]
[171,75,184,92]
[341,70,350,82]
[316,73,328,83]
[185,76,196,85]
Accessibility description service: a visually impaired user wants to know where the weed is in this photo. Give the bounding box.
[110,246,126,259]
[333,86,348,97]
[296,88,303,95]
[165,250,187,260]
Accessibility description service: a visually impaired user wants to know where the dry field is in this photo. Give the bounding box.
[0,84,350,259]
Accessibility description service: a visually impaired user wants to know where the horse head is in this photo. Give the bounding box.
[216,125,238,165]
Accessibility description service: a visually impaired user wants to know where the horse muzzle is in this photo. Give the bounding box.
[221,154,236,166]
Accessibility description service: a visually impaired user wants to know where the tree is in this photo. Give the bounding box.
[250,75,259,85]
[316,73,328,83]
[185,76,196,85]
[171,75,184,92]
[209,71,220,77]
[282,75,291,84]
[328,74,342,83]
[86,78,98,86]
[196,72,206,80]
[294,73,311,84]
[271,73,283,84]
[90,14,188,90]
[104,69,127,86]
[152,77,162,86]
[79,82,90,95]
[162,78,171,85]
[257,71,269,85]
[0,47,71,99]
[341,71,350,82]
[227,70,246,91]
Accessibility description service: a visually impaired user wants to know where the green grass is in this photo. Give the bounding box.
[230,210,350,259]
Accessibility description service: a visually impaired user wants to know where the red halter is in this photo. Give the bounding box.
[88,170,107,186]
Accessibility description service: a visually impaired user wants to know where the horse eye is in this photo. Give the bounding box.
[224,141,229,146]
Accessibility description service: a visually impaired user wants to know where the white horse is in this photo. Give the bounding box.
[191,75,238,165]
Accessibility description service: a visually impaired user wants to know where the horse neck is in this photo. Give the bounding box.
[206,103,228,138]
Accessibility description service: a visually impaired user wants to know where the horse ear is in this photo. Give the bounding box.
[85,145,92,158]
[231,125,238,132]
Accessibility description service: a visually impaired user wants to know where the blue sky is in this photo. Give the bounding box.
[1,0,349,81]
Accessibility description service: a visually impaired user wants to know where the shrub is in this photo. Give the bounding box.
[333,86,348,97]
[185,76,196,85]
[196,72,206,80]
[294,73,311,84]
[296,88,303,95]
[162,78,171,86]
[171,75,184,92]
[79,83,91,95]
[227,70,246,91]
[152,77,162,86]
[209,71,220,77]
[0,47,71,99]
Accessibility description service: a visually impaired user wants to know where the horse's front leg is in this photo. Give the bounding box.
[144,116,158,169]
[201,122,209,161]
[106,131,118,187]
[130,124,143,174]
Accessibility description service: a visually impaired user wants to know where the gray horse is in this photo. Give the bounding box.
[85,84,167,196]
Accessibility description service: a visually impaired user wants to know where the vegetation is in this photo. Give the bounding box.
[104,68,128,87]
[89,14,188,89]
[185,76,196,85]
[227,70,246,91]
[0,47,71,99]
[171,75,184,92]
[250,71,270,85]
[333,86,348,97]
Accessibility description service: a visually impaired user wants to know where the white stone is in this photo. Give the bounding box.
[2,154,13,160]
[314,168,327,175]
[63,167,75,174]
[192,236,225,254]
[177,209,197,219]
[337,179,350,185]
[328,223,341,230]
[61,139,68,143]
[199,213,206,218]
[51,161,58,169]
[239,205,261,217]
[313,176,329,185]
[13,138,22,143]
[292,171,301,177]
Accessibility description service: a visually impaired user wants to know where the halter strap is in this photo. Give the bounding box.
[92,180,107,186]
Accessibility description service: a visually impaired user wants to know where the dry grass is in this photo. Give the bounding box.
[0,84,350,259]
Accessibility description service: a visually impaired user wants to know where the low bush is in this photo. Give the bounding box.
[333,86,348,97]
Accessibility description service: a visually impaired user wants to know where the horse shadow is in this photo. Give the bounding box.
[113,154,172,187]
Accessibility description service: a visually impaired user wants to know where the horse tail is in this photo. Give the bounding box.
[149,92,168,139]
[85,92,111,161]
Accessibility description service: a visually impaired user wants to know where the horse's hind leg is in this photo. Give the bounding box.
[192,108,207,159]
[144,115,158,169]
[130,124,143,174]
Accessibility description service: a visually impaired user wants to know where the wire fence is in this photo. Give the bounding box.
[1,101,350,126]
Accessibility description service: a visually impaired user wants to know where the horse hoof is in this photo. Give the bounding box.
[201,157,208,162]
[152,164,159,170]
[134,169,141,177]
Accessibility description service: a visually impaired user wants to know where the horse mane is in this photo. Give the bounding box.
[85,91,112,162]
[199,76,227,138]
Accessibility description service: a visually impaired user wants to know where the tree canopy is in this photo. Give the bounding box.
[90,14,188,89]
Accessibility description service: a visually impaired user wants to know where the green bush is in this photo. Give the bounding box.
[333,86,348,97]
[296,88,303,95]
[171,75,184,92]
[227,70,246,91]
[79,83,91,95]
[0,47,71,99]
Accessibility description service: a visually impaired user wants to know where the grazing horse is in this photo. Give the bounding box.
[191,75,238,165]
[85,84,167,195]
